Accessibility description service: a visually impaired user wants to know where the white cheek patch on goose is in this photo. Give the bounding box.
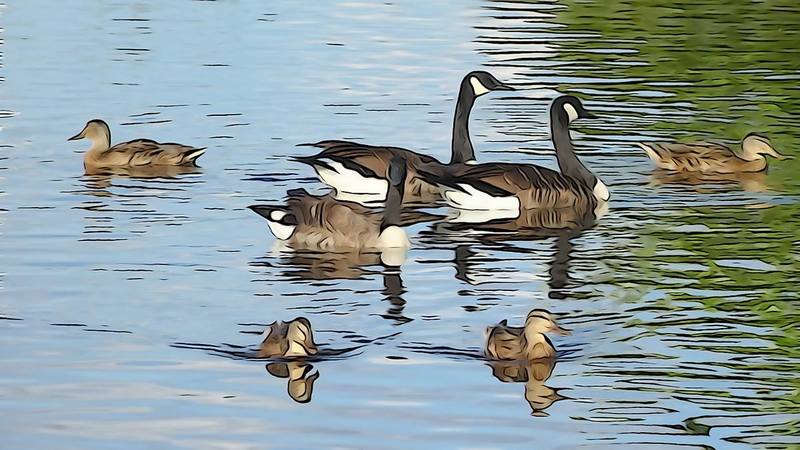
[314,159,389,197]
[593,179,610,201]
[470,77,490,96]
[265,212,296,241]
[563,103,579,123]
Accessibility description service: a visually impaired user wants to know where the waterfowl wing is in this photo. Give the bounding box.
[108,139,205,166]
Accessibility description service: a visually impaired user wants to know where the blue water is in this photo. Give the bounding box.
[1,1,799,449]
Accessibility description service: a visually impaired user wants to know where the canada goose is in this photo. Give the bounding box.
[266,361,320,403]
[249,156,410,250]
[259,317,319,358]
[418,95,608,214]
[485,309,570,361]
[638,133,789,173]
[294,71,514,203]
[69,119,205,170]
[488,357,563,416]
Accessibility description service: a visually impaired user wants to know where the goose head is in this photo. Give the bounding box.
[464,71,515,97]
[260,317,319,358]
[69,119,112,151]
[741,133,789,161]
[552,95,595,124]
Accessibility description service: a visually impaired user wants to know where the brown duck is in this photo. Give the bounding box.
[639,133,788,173]
[69,119,205,170]
[485,309,570,361]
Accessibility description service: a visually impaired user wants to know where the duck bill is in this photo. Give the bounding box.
[773,152,792,161]
[68,128,86,141]
[553,325,571,336]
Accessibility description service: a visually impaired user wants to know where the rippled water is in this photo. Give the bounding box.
[2,1,799,448]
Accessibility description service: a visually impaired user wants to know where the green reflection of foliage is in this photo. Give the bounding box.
[499,0,800,186]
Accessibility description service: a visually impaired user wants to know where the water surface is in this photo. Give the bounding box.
[1,1,799,449]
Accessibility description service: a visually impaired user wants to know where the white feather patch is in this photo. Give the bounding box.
[315,159,389,196]
[377,225,410,248]
[563,103,579,123]
[593,179,610,201]
[470,77,490,96]
[265,215,296,241]
[443,183,520,211]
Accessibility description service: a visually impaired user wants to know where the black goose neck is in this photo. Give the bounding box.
[450,81,477,164]
[381,178,404,230]
[550,108,595,188]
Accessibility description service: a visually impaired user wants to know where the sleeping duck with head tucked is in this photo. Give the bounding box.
[69,119,206,171]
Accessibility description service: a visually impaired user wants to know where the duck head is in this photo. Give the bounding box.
[742,133,789,161]
[260,317,319,358]
[524,309,571,337]
[69,119,112,151]
[552,95,595,124]
[463,71,515,97]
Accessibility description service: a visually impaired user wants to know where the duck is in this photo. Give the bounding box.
[294,71,514,204]
[638,133,788,173]
[485,309,570,361]
[417,95,608,214]
[248,156,410,251]
[69,119,206,170]
[258,317,319,358]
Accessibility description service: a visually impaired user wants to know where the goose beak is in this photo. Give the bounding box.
[580,110,597,120]
[494,82,515,91]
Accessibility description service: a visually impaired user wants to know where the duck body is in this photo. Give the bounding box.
[485,310,569,361]
[639,133,785,174]
[295,71,513,204]
[249,156,410,251]
[69,119,205,170]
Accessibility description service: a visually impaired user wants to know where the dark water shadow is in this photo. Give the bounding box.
[251,250,413,325]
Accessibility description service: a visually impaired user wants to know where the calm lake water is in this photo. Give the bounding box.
[1,1,799,449]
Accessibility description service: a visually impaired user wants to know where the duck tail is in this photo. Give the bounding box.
[638,142,663,163]
[183,147,206,165]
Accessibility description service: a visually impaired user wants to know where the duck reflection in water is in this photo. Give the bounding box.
[173,317,361,404]
[648,169,768,193]
[485,309,570,416]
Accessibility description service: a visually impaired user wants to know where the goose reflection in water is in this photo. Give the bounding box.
[253,247,413,325]
[440,204,596,298]
[172,317,362,404]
